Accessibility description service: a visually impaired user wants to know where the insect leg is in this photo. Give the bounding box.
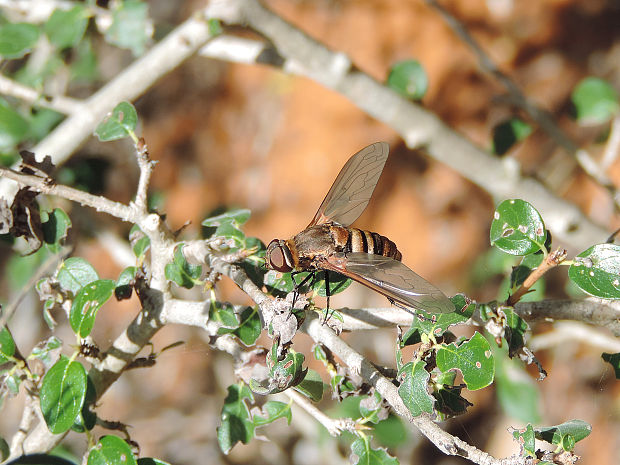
[292,271,314,309]
[389,299,435,322]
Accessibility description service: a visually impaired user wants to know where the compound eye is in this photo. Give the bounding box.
[266,240,292,272]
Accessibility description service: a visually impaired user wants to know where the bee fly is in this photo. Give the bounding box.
[265,142,453,315]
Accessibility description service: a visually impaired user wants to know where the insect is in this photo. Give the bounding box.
[265,142,454,315]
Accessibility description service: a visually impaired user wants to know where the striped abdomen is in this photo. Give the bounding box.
[330,225,402,261]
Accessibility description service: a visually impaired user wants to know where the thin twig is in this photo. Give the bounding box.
[284,389,355,437]
[507,248,568,306]
[529,321,620,353]
[0,166,135,221]
[0,75,83,114]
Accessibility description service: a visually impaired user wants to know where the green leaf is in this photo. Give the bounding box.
[492,118,532,155]
[165,244,202,289]
[387,59,428,100]
[217,383,255,454]
[501,306,529,357]
[571,77,619,125]
[253,400,292,427]
[400,295,472,347]
[250,351,307,395]
[70,279,116,337]
[57,257,99,294]
[44,6,89,49]
[129,225,150,257]
[105,0,150,56]
[0,327,16,364]
[115,266,137,300]
[490,199,547,256]
[202,208,251,227]
[217,306,261,346]
[397,360,434,416]
[95,101,138,142]
[313,271,352,297]
[512,424,536,456]
[372,414,408,449]
[264,270,306,296]
[41,208,72,251]
[602,352,620,379]
[433,381,472,419]
[0,23,40,59]
[436,332,494,390]
[208,19,223,36]
[359,391,383,424]
[0,101,29,149]
[294,369,324,402]
[534,420,592,451]
[40,356,87,434]
[29,336,62,367]
[72,375,97,433]
[568,244,620,299]
[71,37,98,83]
[87,435,137,465]
[350,436,399,465]
[510,253,543,291]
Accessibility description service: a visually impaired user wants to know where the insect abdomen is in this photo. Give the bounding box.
[334,226,402,261]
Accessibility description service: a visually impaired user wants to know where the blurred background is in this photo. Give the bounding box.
[1,0,619,464]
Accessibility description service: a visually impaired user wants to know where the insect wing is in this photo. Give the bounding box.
[320,253,454,314]
[308,142,389,228]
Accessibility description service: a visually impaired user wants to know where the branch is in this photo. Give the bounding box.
[0,75,83,114]
[283,389,356,437]
[529,321,620,353]
[507,248,567,306]
[202,0,610,253]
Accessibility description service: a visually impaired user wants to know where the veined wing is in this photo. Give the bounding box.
[308,142,389,228]
[320,253,454,314]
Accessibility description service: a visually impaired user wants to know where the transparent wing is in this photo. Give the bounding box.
[319,253,454,314]
[308,142,389,228]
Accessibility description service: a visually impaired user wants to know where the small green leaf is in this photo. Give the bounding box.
[129,225,150,257]
[87,435,137,465]
[217,306,261,346]
[571,77,619,125]
[57,257,99,294]
[397,360,434,416]
[94,101,138,142]
[217,383,255,454]
[0,101,29,149]
[71,37,98,83]
[568,244,620,299]
[44,6,89,49]
[105,0,150,56]
[0,327,16,364]
[29,336,62,367]
[513,424,536,456]
[72,375,97,433]
[41,208,72,251]
[602,352,620,379]
[313,271,352,297]
[250,351,307,395]
[253,401,292,427]
[70,279,116,337]
[387,59,428,100]
[208,19,223,36]
[165,244,202,289]
[115,266,137,300]
[294,369,324,402]
[510,253,543,291]
[40,356,87,434]
[0,23,40,59]
[490,199,547,256]
[350,436,399,465]
[372,414,408,449]
[492,118,532,155]
[264,270,306,295]
[436,332,494,391]
[359,391,384,424]
[433,382,472,420]
[400,295,472,347]
[502,306,529,357]
[534,420,592,450]
[202,208,251,227]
